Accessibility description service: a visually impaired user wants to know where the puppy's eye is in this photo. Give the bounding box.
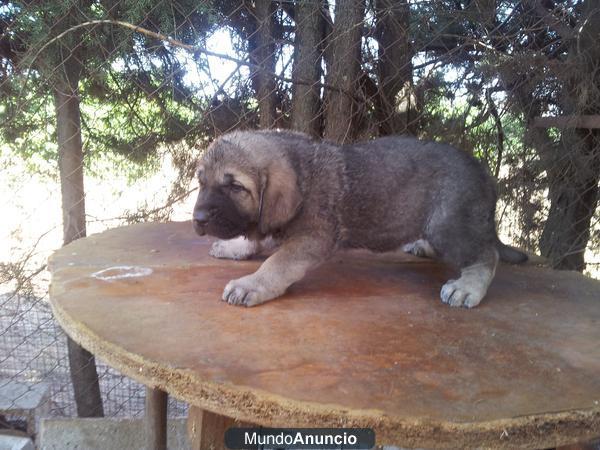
[228,182,246,193]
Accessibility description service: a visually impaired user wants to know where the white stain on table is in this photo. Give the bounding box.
[91,266,153,281]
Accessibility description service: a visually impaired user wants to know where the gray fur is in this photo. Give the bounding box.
[193,129,527,308]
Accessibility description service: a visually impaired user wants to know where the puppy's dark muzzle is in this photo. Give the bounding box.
[193,209,210,236]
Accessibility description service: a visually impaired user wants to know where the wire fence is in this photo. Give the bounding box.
[1,0,599,442]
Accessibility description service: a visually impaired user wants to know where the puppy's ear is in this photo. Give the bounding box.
[258,161,302,234]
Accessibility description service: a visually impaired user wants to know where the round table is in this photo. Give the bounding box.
[48,221,600,449]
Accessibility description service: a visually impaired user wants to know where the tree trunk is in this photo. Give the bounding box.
[54,75,104,417]
[65,337,104,417]
[55,85,86,245]
[323,0,365,143]
[539,133,599,271]
[291,0,324,136]
[247,0,277,128]
[374,0,414,135]
[500,0,600,272]
[538,0,600,272]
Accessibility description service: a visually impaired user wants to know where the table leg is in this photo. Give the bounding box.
[187,406,249,450]
[145,387,168,450]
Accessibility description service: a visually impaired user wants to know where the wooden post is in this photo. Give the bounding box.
[145,387,168,450]
[187,406,250,450]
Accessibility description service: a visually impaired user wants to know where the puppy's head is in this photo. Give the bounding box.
[193,132,302,239]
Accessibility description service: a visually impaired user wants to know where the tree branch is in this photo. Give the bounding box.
[25,19,359,100]
[486,89,504,178]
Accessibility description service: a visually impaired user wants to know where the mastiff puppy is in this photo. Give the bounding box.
[192,130,527,308]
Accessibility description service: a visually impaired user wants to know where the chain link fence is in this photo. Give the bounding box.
[1,0,599,442]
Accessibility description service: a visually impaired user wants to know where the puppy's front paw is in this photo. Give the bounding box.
[440,279,484,308]
[222,275,276,307]
[209,237,256,260]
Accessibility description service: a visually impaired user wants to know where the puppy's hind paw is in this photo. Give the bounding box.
[440,279,484,308]
[402,239,435,258]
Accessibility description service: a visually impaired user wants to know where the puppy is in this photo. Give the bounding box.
[193,130,527,308]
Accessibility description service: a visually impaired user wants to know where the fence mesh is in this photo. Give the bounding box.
[1,0,599,441]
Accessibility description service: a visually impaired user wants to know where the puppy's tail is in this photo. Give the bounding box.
[496,238,528,264]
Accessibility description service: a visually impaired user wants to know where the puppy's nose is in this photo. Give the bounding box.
[193,209,210,226]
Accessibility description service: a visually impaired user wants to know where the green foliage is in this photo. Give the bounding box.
[0,0,219,179]
[418,66,529,178]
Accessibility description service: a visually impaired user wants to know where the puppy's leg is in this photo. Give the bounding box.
[402,239,436,258]
[209,236,278,260]
[440,247,498,308]
[222,236,333,307]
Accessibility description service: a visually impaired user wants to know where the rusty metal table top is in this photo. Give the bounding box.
[48,221,600,448]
